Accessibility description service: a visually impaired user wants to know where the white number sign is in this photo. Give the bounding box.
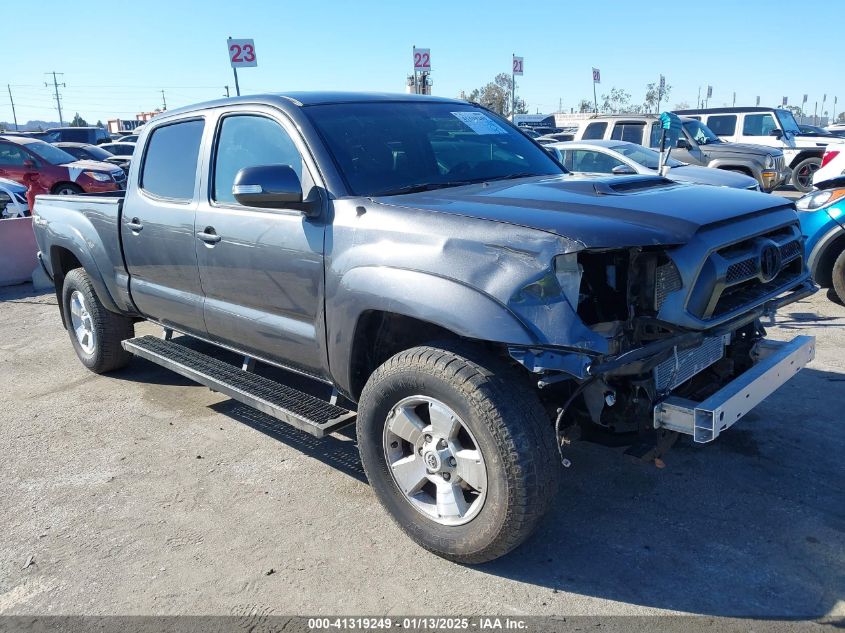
[592,68,601,83]
[513,56,524,76]
[228,38,257,68]
[413,47,431,72]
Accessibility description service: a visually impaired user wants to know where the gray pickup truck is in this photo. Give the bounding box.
[32,92,816,563]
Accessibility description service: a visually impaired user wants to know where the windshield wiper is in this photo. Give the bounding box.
[485,172,539,182]
[372,179,485,196]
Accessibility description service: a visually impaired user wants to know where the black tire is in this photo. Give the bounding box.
[832,249,845,305]
[791,157,821,193]
[62,268,134,373]
[357,343,560,563]
[53,183,83,195]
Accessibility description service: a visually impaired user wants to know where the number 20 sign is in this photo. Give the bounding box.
[228,38,257,68]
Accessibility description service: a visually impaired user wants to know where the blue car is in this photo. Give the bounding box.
[798,177,845,303]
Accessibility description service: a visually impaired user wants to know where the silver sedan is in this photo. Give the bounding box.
[551,139,761,190]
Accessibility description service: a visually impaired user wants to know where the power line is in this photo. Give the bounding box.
[44,71,65,126]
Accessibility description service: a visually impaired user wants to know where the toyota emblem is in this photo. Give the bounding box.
[759,243,782,282]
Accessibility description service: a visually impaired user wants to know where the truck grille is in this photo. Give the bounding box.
[654,336,725,392]
[687,223,804,320]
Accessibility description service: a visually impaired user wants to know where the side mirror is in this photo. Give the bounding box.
[769,129,783,139]
[676,138,692,150]
[233,164,303,208]
[611,164,637,175]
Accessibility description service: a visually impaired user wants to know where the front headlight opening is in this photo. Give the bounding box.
[796,188,845,211]
[83,171,111,182]
[765,155,775,169]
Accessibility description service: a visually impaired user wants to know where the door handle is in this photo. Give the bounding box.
[197,227,222,244]
[126,217,143,231]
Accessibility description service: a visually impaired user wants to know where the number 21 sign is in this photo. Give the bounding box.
[512,56,524,76]
[228,38,257,68]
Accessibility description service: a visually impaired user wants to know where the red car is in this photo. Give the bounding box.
[0,135,126,194]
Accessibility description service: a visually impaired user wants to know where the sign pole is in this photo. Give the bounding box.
[233,67,240,96]
[593,81,598,113]
[512,53,516,119]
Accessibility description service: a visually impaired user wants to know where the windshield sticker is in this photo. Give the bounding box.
[451,111,508,135]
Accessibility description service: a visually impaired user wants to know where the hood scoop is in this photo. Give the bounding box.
[592,175,678,196]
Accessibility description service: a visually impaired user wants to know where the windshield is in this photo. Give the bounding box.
[26,141,78,165]
[306,102,564,196]
[682,119,720,145]
[609,144,683,169]
[775,109,802,135]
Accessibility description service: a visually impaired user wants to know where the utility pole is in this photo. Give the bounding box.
[7,85,18,130]
[697,86,701,109]
[45,71,65,126]
[224,85,230,98]
[160,90,167,110]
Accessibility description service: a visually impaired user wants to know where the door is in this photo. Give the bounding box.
[122,118,207,336]
[738,113,786,151]
[0,141,33,183]
[195,110,327,376]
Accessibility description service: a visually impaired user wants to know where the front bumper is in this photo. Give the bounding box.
[653,335,815,442]
[761,166,791,191]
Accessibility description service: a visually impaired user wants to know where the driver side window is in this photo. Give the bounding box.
[213,115,305,204]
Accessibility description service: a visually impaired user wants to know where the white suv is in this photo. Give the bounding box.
[675,107,845,192]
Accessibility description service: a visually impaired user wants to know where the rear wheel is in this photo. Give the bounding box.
[357,343,560,563]
[792,157,821,193]
[62,268,134,373]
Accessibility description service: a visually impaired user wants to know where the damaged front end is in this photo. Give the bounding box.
[507,243,816,461]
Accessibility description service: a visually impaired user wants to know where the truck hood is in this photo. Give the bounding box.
[373,174,792,248]
[703,141,781,157]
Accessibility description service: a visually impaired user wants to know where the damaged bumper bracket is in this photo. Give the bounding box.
[653,335,815,443]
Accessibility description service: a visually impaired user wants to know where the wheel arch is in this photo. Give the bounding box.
[789,150,824,169]
[49,242,119,328]
[329,267,538,401]
[809,226,845,287]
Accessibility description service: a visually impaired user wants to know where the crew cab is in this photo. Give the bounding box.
[32,93,816,563]
[0,135,126,194]
[675,107,845,192]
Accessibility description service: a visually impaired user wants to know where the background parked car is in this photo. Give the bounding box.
[117,134,140,143]
[570,114,787,191]
[0,176,28,217]
[55,142,130,175]
[798,176,845,303]
[675,107,845,192]
[552,140,760,190]
[0,135,126,194]
[799,124,836,137]
[814,147,845,187]
[99,142,136,159]
[36,126,111,145]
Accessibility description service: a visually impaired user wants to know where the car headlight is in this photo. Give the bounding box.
[83,171,111,182]
[764,155,775,169]
[796,188,845,211]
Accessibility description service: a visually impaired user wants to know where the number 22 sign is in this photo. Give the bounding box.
[228,38,257,68]
[413,47,431,72]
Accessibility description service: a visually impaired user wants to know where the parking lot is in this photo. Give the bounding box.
[1,269,843,620]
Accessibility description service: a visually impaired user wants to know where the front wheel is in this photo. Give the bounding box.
[357,344,560,563]
[792,157,821,193]
[831,249,845,305]
[62,268,134,373]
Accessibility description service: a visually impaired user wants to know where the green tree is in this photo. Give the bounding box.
[644,82,672,112]
[600,87,631,113]
[785,105,805,118]
[69,112,88,127]
[463,73,518,116]
[674,101,691,110]
[577,99,594,113]
[96,120,105,128]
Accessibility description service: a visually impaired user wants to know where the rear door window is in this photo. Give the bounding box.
[140,119,205,201]
[610,122,645,144]
[742,113,777,136]
[582,122,607,140]
[706,115,737,135]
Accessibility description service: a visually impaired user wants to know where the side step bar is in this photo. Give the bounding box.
[122,335,356,438]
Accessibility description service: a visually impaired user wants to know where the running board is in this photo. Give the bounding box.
[122,335,355,437]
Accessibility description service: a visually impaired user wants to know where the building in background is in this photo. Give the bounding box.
[107,110,162,134]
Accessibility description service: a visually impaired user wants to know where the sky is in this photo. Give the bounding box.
[3,0,842,126]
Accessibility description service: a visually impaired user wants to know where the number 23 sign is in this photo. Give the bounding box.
[228,38,257,68]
